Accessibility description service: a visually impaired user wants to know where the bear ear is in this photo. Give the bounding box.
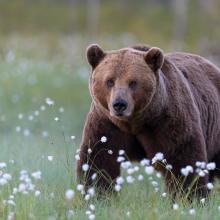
[144,47,164,71]
[86,44,105,69]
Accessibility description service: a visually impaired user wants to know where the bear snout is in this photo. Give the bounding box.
[112,99,128,115]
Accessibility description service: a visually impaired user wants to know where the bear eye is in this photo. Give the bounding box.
[129,80,137,89]
[106,79,114,88]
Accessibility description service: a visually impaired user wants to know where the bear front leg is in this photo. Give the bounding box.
[77,106,141,191]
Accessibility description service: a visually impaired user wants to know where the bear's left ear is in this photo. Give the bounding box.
[144,47,164,71]
[86,44,105,69]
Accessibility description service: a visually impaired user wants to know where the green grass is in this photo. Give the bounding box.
[0,35,220,220]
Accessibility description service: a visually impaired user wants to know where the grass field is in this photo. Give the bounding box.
[0,35,220,220]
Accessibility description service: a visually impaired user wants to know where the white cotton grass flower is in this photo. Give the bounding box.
[65,189,75,200]
[206,162,216,170]
[127,168,135,175]
[118,149,125,155]
[117,156,125,163]
[121,161,132,169]
[140,159,150,166]
[152,152,164,164]
[189,209,196,215]
[88,148,92,154]
[18,113,24,119]
[35,190,41,197]
[31,171,42,180]
[126,176,135,184]
[138,174,144,181]
[89,204,95,211]
[47,156,53,161]
[40,105,46,111]
[218,206,220,211]
[75,154,80,161]
[162,192,167,197]
[85,194,90,201]
[71,135,75,140]
[3,173,12,181]
[59,107,65,113]
[173,203,179,210]
[76,184,84,191]
[145,166,154,175]
[91,173,97,180]
[88,187,95,196]
[166,164,173,170]
[82,164,89,172]
[54,117,59,121]
[180,165,193,176]
[7,212,15,220]
[88,214,95,220]
[195,161,206,169]
[116,176,124,185]
[0,162,7,169]
[100,136,107,143]
[0,178,8,186]
[115,184,121,192]
[108,150,113,155]
[207,182,214,190]
[45,97,54,106]
[126,211,131,217]
[200,198,205,204]
[15,126,21,132]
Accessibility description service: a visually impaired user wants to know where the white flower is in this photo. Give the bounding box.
[207,182,214,190]
[126,176,135,184]
[140,159,150,166]
[117,156,125,163]
[40,105,46,111]
[47,156,53,161]
[138,175,144,181]
[23,129,30,137]
[126,211,131,217]
[118,150,125,155]
[88,214,95,220]
[145,166,154,175]
[127,168,135,175]
[0,178,8,185]
[85,194,90,201]
[116,176,124,185]
[88,148,92,154]
[207,162,216,170]
[59,107,65,113]
[7,212,15,220]
[181,166,193,177]
[100,136,107,143]
[31,171,42,180]
[152,152,164,164]
[45,97,54,106]
[65,189,75,200]
[195,161,206,169]
[75,154,80,161]
[151,181,158,187]
[42,131,49,137]
[91,173,97,180]
[76,184,84,191]
[71,135,75,140]
[0,162,7,169]
[3,173,12,181]
[82,164,89,172]
[7,200,16,206]
[88,187,95,196]
[108,150,113,155]
[198,170,206,177]
[121,161,131,169]
[189,209,196,215]
[89,204,95,211]
[115,184,121,192]
[54,117,59,121]
[15,126,21,132]
[218,206,220,211]
[200,198,205,204]
[173,203,179,210]
[35,190,41,197]
[162,192,167,197]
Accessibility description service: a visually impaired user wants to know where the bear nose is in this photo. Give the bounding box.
[113,99,128,113]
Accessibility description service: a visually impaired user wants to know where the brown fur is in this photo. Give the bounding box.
[77,44,220,197]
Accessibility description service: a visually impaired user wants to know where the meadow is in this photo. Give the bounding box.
[0,34,220,220]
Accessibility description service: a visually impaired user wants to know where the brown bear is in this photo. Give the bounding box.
[77,44,220,197]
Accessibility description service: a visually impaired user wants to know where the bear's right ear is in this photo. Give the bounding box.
[144,47,164,71]
[86,44,105,69]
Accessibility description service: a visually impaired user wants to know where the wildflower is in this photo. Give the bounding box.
[59,107,65,113]
[206,162,216,170]
[180,165,193,176]
[42,131,49,137]
[66,210,74,219]
[108,150,113,155]
[207,182,214,190]
[88,214,95,220]
[85,194,90,201]
[218,206,220,211]
[127,168,135,175]
[200,198,205,204]
[173,203,179,210]
[34,110,39,116]
[0,178,8,185]
[15,126,21,132]
[115,184,121,192]
[71,135,75,140]
[121,161,131,169]
[47,156,53,161]
[35,190,41,197]
[28,115,34,121]
[138,174,144,181]
[54,117,59,121]
[195,161,206,169]
[166,164,173,170]
[40,105,46,111]
[100,136,107,143]
[162,192,167,197]
[88,148,92,154]
[116,176,124,185]
[31,171,42,180]
[45,97,54,106]
[126,211,131,217]
[65,189,75,200]
[189,209,196,215]
[75,154,80,161]
[23,129,30,137]
[18,113,24,119]
[145,166,154,175]
[89,204,95,211]
[0,162,7,169]
[118,149,125,155]
[126,176,135,184]
[82,164,89,172]
[140,159,150,166]
[88,187,95,196]
[117,156,125,163]
[152,152,164,164]
[76,184,84,191]
[91,173,97,180]
[3,173,12,181]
